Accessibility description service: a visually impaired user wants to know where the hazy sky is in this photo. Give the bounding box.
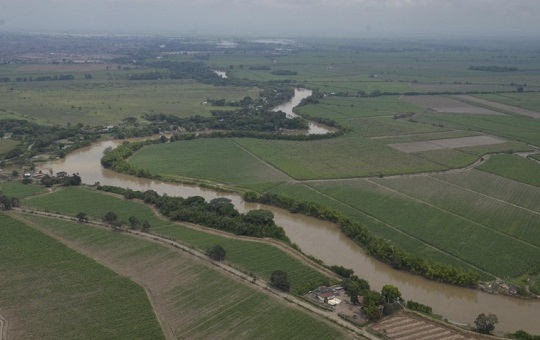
[1,0,539,38]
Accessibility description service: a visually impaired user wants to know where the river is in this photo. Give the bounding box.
[272,88,336,135]
[38,91,540,334]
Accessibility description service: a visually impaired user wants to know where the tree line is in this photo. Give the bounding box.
[97,185,289,241]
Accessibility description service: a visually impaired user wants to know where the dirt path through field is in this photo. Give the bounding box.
[10,209,374,339]
[0,314,7,340]
[455,95,540,119]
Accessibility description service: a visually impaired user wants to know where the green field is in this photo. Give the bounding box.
[477,154,540,187]
[18,213,346,339]
[153,224,332,290]
[129,138,290,187]
[0,213,164,339]
[304,178,539,278]
[0,79,258,125]
[22,187,333,291]
[417,113,540,147]
[476,93,540,112]
[0,181,45,198]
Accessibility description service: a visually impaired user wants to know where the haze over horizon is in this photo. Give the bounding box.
[1,0,539,39]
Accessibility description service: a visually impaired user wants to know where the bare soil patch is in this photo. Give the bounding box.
[16,64,117,72]
[390,135,505,153]
[401,95,504,115]
[456,95,540,119]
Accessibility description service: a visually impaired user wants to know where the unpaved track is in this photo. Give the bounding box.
[10,209,373,340]
[0,314,7,340]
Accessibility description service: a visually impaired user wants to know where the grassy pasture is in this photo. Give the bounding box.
[129,138,290,186]
[22,187,332,291]
[301,179,539,278]
[477,154,540,187]
[20,214,347,339]
[0,213,164,339]
[0,79,258,125]
[0,181,45,198]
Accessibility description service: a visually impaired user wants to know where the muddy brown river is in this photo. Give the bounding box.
[38,90,540,334]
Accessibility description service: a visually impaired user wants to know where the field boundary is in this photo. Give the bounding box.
[428,175,540,216]
[0,314,7,340]
[367,179,540,252]
[10,209,374,339]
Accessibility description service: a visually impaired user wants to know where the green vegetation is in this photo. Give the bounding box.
[0,213,164,339]
[22,187,332,292]
[20,213,346,339]
[478,154,540,187]
[0,138,18,156]
[129,138,290,186]
[0,181,45,198]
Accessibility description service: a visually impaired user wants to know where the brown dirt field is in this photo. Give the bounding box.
[16,64,117,72]
[456,95,540,119]
[400,95,504,115]
[390,135,505,153]
[370,312,497,340]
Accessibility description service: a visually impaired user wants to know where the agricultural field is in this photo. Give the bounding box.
[0,78,258,125]
[129,138,291,187]
[297,96,423,120]
[0,181,45,198]
[400,95,504,115]
[16,213,348,339]
[416,113,540,147]
[234,135,447,179]
[302,178,540,278]
[21,187,333,292]
[0,213,164,339]
[477,154,540,187]
[475,92,540,113]
[454,95,540,119]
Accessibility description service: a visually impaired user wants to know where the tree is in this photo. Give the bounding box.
[474,313,499,334]
[128,216,140,229]
[381,285,402,303]
[76,212,88,222]
[206,244,226,261]
[103,211,118,227]
[270,270,290,292]
[141,220,151,232]
[244,209,274,225]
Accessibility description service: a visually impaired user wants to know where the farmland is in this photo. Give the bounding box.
[0,213,164,339]
[4,33,540,335]
[129,138,290,187]
[21,187,333,292]
[0,77,258,125]
[14,213,348,339]
[477,154,540,187]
